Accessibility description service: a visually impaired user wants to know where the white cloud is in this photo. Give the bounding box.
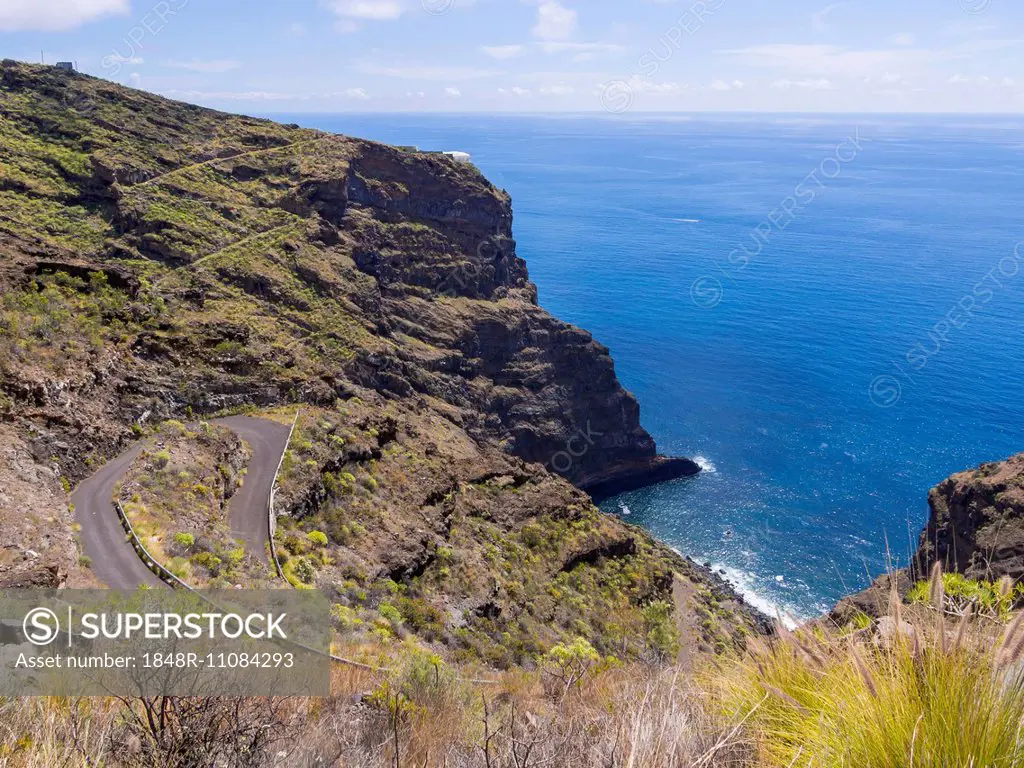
[445,87,462,98]
[770,78,835,90]
[540,41,624,62]
[288,21,307,36]
[161,90,298,102]
[325,0,404,20]
[532,1,576,41]
[1002,77,1017,87]
[538,41,624,55]
[335,20,361,33]
[165,59,242,73]
[498,86,532,97]
[540,83,574,95]
[406,90,426,98]
[356,61,502,80]
[879,72,910,87]
[811,3,842,32]
[0,0,128,31]
[481,45,524,60]
[892,33,915,46]
[710,79,744,91]
[128,72,141,87]
[948,73,969,84]
[720,43,938,79]
[344,87,370,100]
[632,78,684,95]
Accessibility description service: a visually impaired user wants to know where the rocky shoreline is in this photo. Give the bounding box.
[580,456,702,503]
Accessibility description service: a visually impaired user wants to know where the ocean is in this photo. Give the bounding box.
[269,112,1024,620]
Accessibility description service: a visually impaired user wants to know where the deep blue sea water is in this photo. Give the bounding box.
[269,112,1024,619]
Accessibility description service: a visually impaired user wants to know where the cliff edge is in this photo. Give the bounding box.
[833,452,1024,621]
[0,62,754,663]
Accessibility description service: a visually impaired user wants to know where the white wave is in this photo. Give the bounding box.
[693,455,717,474]
[711,563,801,630]
[618,503,632,516]
[673,218,701,224]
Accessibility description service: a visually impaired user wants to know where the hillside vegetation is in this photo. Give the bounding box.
[0,61,762,667]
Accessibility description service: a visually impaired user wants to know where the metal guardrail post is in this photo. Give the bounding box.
[268,409,301,581]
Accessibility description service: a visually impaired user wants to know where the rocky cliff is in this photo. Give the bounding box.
[833,452,1024,621]
[915,454,1024,581]
[0,62,756,662]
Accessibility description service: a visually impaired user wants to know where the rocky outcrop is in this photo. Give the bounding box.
[832,453,1024,622]
[831,571,911,625]
[915,454,1024,581]
[0,427,77,588]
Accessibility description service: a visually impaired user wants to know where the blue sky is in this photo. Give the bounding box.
[3,0,1023,113]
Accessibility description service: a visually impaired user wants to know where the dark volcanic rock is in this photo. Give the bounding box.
[832,453,1024,621]
[582,456,702,503]
[830,571,912,624]
[915,453,1024,581]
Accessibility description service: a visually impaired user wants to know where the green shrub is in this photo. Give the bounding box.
[307,530,329,547]
[907,572,1024,621]
[225,547,245,567]
[282,534,308,556]
[293,557,316,584]
[543,637,601,698]
[642,600,680,661]
[152,450,171,470]
[396,597,445,639]
[379,602,403,628]
[168,557,191,580]
[396,646,463,709]
[173,532,195,550]
[190,551,222,575]
[331,604,363,631]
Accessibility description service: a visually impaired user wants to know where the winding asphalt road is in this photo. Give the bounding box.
[72,416,291,589]
[216,416,291,566]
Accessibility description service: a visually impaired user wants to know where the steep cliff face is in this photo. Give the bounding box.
[309,138,699,495]
[832,453,1024,621]
[0,62,752,659]
[0,61,694,497]
[915,454,1024,581]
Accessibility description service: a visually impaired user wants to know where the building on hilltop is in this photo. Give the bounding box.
[442,151,472,164]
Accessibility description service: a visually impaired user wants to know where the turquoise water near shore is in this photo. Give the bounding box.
[270,112,1024,619]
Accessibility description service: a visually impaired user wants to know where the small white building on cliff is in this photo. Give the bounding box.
[443,151,472,164]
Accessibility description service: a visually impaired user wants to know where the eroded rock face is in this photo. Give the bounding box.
[831,453,1024,621]
[916,454,1024,581]
[0,427,75,588]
